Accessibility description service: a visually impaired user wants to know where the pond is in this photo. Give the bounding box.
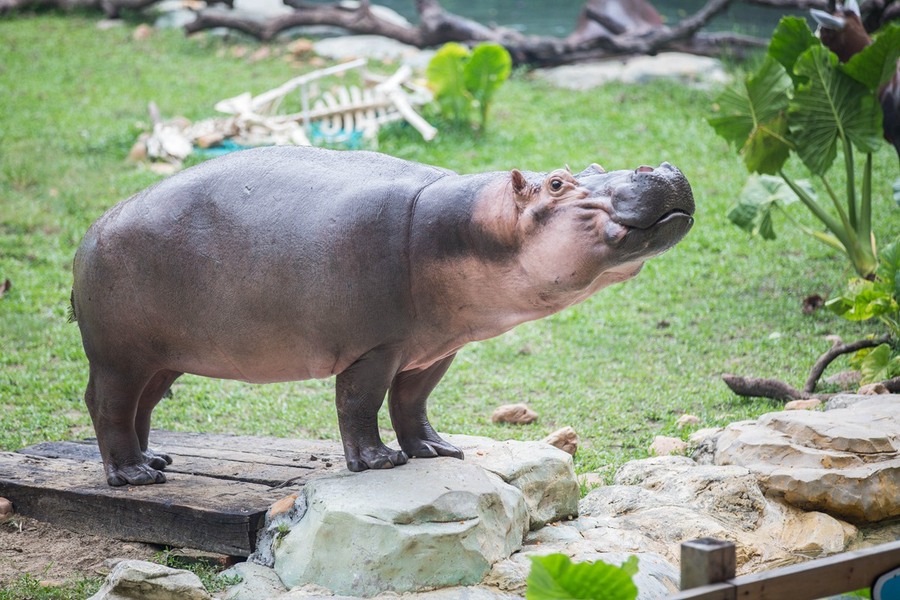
[370,0,804,38]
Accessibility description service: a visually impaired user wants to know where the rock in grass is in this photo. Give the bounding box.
[784,399,822,410]
[676,414,701,429]
[88,560,211,600]
[491,403,538,425]
[648,436,687,456]
[543,426,578,455]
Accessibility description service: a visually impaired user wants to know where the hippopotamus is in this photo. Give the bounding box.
[70,146,694,486]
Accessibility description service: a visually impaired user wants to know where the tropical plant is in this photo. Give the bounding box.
[426,42,512,132]
[526,554,639,600]
[827,238,900,384]
[709,17,900,278]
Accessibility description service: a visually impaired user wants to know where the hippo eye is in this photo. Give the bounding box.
[550,179,563,192]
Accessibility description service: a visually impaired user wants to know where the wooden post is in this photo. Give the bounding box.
[681,538,737,590]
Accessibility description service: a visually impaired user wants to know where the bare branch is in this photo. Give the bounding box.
[803,335,891,394]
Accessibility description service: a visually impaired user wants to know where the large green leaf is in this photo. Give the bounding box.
[768,16,818,84]
[826,278,899,321]
[790,46,883,175]
[426,42,473,123]
[708,56,793,174]
[464,43,511,109]
[729,174,812,239]
[857,343,900,384]
[842,24,900,90]
[526,554,639,600]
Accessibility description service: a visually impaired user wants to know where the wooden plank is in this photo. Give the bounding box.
[19,439,344,488]
[148,429,345,460]
[668,583,736,600]
[732,540,900,599]
[0,451,288,556]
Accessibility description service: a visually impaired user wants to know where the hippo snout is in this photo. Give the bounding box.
[610,163,695,230]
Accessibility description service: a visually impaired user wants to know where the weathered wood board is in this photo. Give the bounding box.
[0,430,345,556]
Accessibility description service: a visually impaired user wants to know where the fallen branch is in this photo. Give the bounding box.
[803,335,891,394]
[724,335,895,401]
[183,0,768,66]
[722,374,809,401]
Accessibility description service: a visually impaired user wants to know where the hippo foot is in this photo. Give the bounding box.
[399,435,464,460]
[106,463,167,487]
[142,448,173,471]
[345,444,409,472]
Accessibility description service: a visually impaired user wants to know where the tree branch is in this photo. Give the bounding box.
[803,335,891,394]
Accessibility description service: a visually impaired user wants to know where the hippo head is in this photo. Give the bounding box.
[505,162,694,306]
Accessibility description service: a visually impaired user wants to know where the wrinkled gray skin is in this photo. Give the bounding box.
[71,146,694,486]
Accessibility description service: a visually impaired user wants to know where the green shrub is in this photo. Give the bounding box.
[426,42,512,132]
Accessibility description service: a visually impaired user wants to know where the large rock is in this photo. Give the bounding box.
[272,458,528,597]
[88,560,211,600]
[221,562,287,600]
[713,395,900,523]
[445,434,580,528]
[576,456,855,573]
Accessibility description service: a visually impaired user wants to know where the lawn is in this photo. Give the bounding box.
[2,12,898,490]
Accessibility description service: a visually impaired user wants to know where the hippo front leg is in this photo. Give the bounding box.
[335,350,409,472]
[388,354,464,460]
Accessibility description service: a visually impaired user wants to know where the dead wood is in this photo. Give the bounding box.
[883,376,900,392]
[724,335,895,402]
[803,335,891,394]
[722,373,809,401]
[182,0,767,66]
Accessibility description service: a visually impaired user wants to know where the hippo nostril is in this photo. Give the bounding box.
[635,165,654,173]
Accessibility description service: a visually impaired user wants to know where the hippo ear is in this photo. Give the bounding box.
[510,169,535,208]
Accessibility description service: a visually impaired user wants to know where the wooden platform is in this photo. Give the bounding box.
[0,430,345,556]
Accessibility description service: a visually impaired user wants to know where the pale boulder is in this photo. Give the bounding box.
[272,459,528,596]
[713,396,900,523]
[88,560,211,600]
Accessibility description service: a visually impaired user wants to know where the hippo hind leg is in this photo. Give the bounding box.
[388,354,464,460]
[84,365,167,486]
[136,370,181,470]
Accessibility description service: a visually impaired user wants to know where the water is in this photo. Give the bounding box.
[369,0,802,39]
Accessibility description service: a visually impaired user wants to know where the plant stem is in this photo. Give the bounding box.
[779,170,847,245]
[860,152,874,254]
[842,137,858,230]
[821,174,856,244]
[775,205,845,252]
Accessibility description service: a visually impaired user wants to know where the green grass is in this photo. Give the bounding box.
[2,13,899,497]
[0,574,101,600]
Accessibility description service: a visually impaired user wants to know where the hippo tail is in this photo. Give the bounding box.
[67,289,77,323]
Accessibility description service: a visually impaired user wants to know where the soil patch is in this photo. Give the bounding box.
[0,516,161,586]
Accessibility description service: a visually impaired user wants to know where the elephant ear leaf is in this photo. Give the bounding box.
[464,43,511,109]
[427,43,473,122]
[768,16,819,84]
[728,174,810,240]
[708,56,793,174]
[842,24,900,90]
[790,45,883,175]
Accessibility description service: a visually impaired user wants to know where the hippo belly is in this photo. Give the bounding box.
[74,147,445,383]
